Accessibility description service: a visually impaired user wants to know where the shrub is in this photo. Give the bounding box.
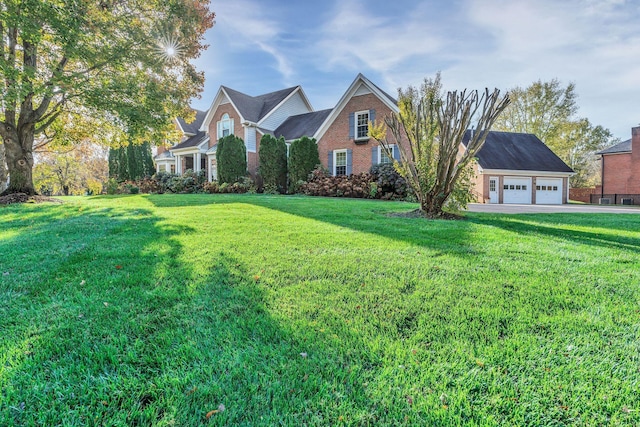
[301,167,374,198]
[369,163,410,200]
[105,178,120,195]
[259,134,288,193]
[217,134,247,184]
[127,185,140,194]
[202,176,254,194]
[288,136,320,193]
[300,165,413,200]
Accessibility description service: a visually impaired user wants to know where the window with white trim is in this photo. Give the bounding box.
[217,113,231,139]
[355,110,369,140]
[334,150,347,176]
[378,144,395,164]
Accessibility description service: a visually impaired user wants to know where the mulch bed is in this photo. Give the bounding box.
[0,193,63,205]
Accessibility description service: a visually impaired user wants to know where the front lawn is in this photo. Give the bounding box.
[1,194,639,425]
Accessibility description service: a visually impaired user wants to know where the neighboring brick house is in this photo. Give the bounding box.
[596,126,640,204]
[464,131,574,204]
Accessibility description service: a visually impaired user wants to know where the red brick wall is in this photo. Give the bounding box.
[602,126,640,194]
[317,93,399,174]
[207,104,242,149]
[569,187,598,203]
[602,153,632,193]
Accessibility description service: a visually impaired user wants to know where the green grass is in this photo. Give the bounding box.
[1,194,639,426]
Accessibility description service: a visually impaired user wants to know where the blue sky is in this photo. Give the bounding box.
[190,0,640,139]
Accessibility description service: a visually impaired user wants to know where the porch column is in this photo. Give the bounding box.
[195,152,202,172]
[175,154,181,174]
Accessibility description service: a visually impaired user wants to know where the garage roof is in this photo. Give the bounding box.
[597,138,631,155]
[463,131,574,173]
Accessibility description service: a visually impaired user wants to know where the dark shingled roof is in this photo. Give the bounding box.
[463,130,574,173]
[176,110,207,135]
[598,138,631,155]
[222,86,298,123]
[172,131,208,150]
[274,109,332,141]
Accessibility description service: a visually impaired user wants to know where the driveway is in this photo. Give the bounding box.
[465,203,640,214]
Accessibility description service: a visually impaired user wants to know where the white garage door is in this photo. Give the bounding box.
[536,178,563,204]
[503,177,532,204]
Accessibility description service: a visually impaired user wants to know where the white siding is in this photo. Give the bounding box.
[260,91,311,131]
[245,126,257,153]
[354,83,372,97]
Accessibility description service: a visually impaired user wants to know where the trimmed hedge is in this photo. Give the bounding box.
[259,134,288,193]
[217,134,247,184]
[288,136,320,193]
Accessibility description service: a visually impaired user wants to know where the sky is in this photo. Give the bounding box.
[189,0,640,139]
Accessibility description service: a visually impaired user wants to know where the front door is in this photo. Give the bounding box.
[489,177,499,204]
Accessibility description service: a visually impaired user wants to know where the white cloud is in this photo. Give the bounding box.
[315,0,445,89]
[213,0,294,83]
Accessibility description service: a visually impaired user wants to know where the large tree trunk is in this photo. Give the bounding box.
[1,125,36,196]
[0,143,7,193]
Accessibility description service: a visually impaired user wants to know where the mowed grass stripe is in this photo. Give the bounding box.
[0,194,639,426]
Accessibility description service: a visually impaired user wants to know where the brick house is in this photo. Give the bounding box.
[596,126,640,204]
[155,74,573,204]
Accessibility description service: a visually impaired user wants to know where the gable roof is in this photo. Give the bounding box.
[200,85,306,131]
[171,131,209,151]
[274,109,333,141]
[222,85,300,122]
[463,130,574,173]
[598,138,631,155]
[176,110,207,135]
[314,73,399,141]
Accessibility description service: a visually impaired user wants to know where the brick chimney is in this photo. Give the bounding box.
[633,126,640,162]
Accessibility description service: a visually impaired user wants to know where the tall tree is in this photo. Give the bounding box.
[0,0,214,195]
[371,74,510,217]
[108,143,154,181]
[0,143,6,192]
[493,79,615,187]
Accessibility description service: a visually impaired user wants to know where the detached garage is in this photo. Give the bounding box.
[463,131,574,205]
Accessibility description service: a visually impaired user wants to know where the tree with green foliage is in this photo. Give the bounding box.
[34,141,107,195]
[492,79,615,187]
[0,0,215,195]
[216,135,247,184]
[371,73,510,217]
[258,134,287,193]
[108,142,155,181]
[288,136,320,193]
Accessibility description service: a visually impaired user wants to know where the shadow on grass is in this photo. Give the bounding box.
[144,193,478,256]
[0,200,376,425]
[468,213,640,253]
